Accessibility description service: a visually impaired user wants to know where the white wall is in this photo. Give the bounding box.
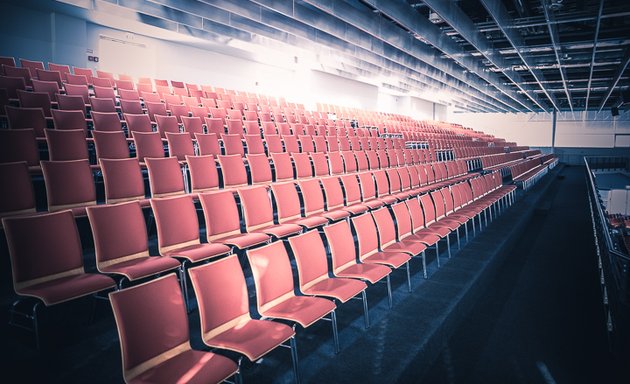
[451,112,630,148]
[87,23,300,98]
[0,3,87,68]
[450,113,553,146]
[308,70,379,110]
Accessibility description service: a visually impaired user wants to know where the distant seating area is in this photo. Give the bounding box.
[0,54,557,383]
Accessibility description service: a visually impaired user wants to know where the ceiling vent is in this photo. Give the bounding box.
[548,0,564,11]
[428,12,443,24]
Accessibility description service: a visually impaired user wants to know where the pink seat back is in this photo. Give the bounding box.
[45,129,88,161]
[198,190,243,241]
[145,157,185,197]
[100,158,145,204]
[323,220,357,274]
[109,274,191,381]
[238,185,274,230]
[87,201,149,266]
[246,241,294,312]
[189,255,250,337]
[3,210,85,290]
[186,155,219,193]
[151,195,200,253]
[288,230,330,290]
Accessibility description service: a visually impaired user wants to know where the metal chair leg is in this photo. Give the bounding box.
[235,357,244,384]
[386,275,393,308]
[405,261,412,292]
[360,290,370,329]
[435,241,441,267]
[456,228,461,249]
[330,310,340,354]
[33,302,41,350]
[422,250,427,279]
[290,336,300,384]
[446,235,452,258]
[179,263,190,313]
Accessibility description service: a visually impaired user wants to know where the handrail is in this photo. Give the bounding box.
[585,156,630,356]
[583,156,630,263]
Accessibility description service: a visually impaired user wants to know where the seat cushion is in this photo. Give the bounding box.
[363,251,411,268]
[336,263,391,284]
[363,199,385,210]
[303,277,367,303]
[321,209,351,222]
[383,240,426,256]
[220,232,270,249]
[164,243,231,262]
[342,203,369,216]
[436,218,462,231]
[262,295,336,328]
[378,196,398,205]
[129,349,237,384]
[100,256,181,281]
[19,273,116,306]
[406,231,441,246]
[286,215,329,229]
[426,223,451,238]
[206,319,295,361]
[256,223,302,239]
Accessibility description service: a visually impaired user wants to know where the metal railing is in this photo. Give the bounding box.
[585,156,630,172]
[584,156,630,356]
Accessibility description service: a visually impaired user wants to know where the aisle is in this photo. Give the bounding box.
[419,166,623,383]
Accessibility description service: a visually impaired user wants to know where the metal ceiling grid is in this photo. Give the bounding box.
[49,0,630,113]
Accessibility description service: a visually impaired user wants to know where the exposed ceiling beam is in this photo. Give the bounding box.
[475,9,630,32]
[217,0,509,112]
[494,38,630,56]
[585,0,605,111]
[479,0,563,111]
[361,0,537,113]
[189,0,510,112]
[542,0,573,111]
[597,47,630,112]
[135,0,508,112]
[295,0,521,112]
[419,0,547,112]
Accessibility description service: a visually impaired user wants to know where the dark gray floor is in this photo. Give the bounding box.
[418,166,627,383]
[2,165,625,383]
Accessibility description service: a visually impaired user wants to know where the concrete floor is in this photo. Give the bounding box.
[420,166,627,383]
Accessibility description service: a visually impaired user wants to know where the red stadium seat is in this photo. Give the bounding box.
[3,210,116,348]
[247,241,339,353]
[109,274,238,383]
[189,256,299,380]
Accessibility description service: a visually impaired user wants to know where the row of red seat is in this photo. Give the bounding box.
[1,55,519,146]
[0,56,309,110]
[0,126,446,173]
[1,54,548,383]
[3,167,515,381]
[481,152,527,170]
[0,151,471,219]
[509,157,552,190]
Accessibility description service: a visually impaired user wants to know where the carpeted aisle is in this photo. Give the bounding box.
[418,165,625,383]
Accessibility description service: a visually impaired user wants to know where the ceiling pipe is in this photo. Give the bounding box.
[479,0,562,111]
[291,0,521,112]
[542,0,574,111]
[144,0,509,112]
[362,0,538,112]
[597,47,630,111]
[585,0,605,111]
[418,0,546,112]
